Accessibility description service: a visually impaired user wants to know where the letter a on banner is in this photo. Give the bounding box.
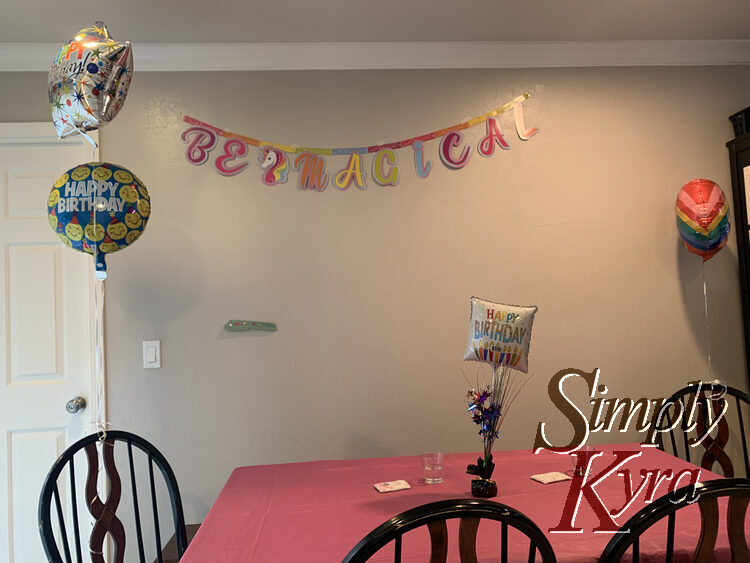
[334,153,367,190]
[478,118,510,157]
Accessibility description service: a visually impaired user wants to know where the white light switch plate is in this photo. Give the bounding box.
[143,340,161,369]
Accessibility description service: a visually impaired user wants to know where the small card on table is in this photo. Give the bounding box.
[373,480,411,493]
[530,472,571,484]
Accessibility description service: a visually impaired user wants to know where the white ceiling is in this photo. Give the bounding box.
[4,0,750,44]
[2,0,750,70]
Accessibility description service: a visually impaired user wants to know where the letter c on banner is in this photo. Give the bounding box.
[439,131,471,169]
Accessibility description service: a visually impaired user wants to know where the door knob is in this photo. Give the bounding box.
[66,396,87,414]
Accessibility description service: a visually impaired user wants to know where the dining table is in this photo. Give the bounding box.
[180,443,728,562]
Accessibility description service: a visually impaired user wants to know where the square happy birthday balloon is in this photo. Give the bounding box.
[463,297,537,373]
[48,22,132,139]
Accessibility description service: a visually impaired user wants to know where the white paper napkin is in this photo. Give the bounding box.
[530,472,572,484]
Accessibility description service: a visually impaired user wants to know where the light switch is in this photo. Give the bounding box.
[143,340,161,369]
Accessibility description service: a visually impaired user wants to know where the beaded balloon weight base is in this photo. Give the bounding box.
[467,454,497,497]
[471,478,498,498]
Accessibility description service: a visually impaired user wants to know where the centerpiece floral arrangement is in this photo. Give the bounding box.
[462,297,538,497]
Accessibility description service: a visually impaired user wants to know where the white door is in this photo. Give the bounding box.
[0,123,99,563]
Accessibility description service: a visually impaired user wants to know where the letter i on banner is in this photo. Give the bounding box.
[412,141,432,179]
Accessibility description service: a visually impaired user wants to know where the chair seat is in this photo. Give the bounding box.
[158,523,201,563]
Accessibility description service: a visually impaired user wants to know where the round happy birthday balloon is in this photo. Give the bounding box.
[463,297,537,373]
[48,22,133,139]
[675,179,730,262]
[48,162,150,279]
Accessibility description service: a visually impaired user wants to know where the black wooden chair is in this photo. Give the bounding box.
[38,430,189,563]
[654,381,750,477]
[342,498,556,563]
[599,478,750,562]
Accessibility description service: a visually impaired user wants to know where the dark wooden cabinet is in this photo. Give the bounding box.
[727,107,750,386]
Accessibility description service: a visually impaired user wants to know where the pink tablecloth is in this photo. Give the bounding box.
[181,444,728,562]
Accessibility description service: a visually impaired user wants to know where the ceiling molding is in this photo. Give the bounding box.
[2,40,750,72]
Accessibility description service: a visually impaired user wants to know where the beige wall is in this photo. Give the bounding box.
[2,67,749,521]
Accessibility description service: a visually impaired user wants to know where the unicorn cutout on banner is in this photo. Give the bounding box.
[258,145,289,186]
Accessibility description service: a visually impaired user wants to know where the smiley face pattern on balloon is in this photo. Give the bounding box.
[48,22,132,139]
[463,297,538,373]
[48,162,149,278]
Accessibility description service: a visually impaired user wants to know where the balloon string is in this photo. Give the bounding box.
[93,277,108,441]
[93,278,109,558]
[74,128,98,150]
[702,263,713,381]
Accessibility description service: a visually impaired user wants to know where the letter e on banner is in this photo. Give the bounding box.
[214,138,250,176]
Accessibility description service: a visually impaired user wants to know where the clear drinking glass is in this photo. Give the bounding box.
[421,452,445,484]
[573,446,594,477]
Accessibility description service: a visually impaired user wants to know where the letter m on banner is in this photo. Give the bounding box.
[294,152,328,191]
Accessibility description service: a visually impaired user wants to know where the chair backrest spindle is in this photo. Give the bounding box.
[68,460,83,563]
[501,521,508,563]
[736,396,750,476]
[526,541,536,563]
[680,403,691,463]
[52,483,73,563]
[664,409,679,456]
[728,496,750,560]
[127,440,146,562]
[149,454,163,563]
[665,512,675,560]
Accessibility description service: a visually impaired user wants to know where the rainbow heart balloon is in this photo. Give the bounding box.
[675,179,730,262]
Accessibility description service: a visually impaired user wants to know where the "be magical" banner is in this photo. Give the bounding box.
[179,93,538,191]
